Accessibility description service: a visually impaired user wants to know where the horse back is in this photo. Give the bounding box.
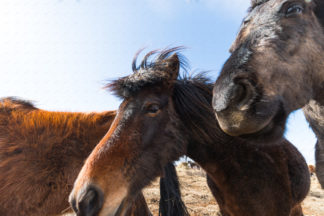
[0,98,115,215]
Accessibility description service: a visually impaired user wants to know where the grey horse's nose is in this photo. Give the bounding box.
[213,78,256,112]
[71,185,104,216]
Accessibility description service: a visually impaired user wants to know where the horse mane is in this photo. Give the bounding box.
[173,72,226,145]
[0,101,115,147]
[249,0,269,11]
[314,0,324,30]
[106,47,188,99]
[159,162,189,216]
[0,97,37,111]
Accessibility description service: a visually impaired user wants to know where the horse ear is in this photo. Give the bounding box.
[165,53,180,82]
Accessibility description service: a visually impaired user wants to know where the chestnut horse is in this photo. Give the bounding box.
[0,97,185,216]
[69,48,310,216]
[212,0,324,188]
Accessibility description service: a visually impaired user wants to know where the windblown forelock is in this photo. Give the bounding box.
[105,47,188,99]
[107,68,169,99]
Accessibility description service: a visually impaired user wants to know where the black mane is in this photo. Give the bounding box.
[107,47,188,99]
[173,73,227,145]
[314,0,324,29]
[159,162,189,216]
[0,97,37,110]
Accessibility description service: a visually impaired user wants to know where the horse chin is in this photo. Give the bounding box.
[114,197,134,216]
[215,110,274,137]
[216,99,287,144]
[99,189,129,216]
[238,118,285,145]
[238,103,287,144]
[99,201,125,216]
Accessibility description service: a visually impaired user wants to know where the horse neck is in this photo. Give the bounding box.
[4,109,115,158]
[181,114,247,191]
[54,110,115,154]
[312,52,324,105]
[184,125,235,171]
[79,111,116,151]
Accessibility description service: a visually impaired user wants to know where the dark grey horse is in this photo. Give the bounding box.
[212,0,324,188]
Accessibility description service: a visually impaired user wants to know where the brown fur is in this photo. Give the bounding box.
[0,97,153,215]
[309,164,316,176]
[70,49,310,216]
[212,0,324,188]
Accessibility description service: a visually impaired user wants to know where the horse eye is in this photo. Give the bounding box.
[286,4,303,17]
[146,104,160,114]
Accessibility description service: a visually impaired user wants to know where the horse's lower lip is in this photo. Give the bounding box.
[103,207,120,216]
[98,202,123,216]
[221,127,246,136]
[216,111,274,137]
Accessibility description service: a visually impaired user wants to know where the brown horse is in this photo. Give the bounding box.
[0,97,184,216]
[212,0,324,187]
[69,48,310,216]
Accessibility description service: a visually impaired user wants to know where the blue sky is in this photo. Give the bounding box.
[0,0,316,163]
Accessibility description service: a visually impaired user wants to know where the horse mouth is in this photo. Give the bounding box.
[100,197,130,216]
[114,199,128,216]
[238,101,287,143]
[215,109,274,137]
[215,98,286,143]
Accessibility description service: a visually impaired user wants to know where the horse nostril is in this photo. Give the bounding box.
[77,186,104,216]
[71,198,78,213]
[232,79,256,111]
[232,84,245,104]
[213,78,256,113]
